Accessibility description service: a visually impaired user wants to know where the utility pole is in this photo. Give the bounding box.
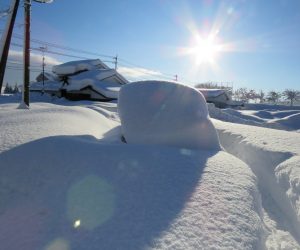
[39,46,47,93]
[22,0,54,106]
[23,0,31,106]
[113,55,118,70]
[0,0,20,94]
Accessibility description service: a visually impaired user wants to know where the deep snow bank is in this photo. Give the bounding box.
[267,113,300,130]
[209,103,300,131]
[118,81,220,150]
[0,136,263,250]
[214,120,300,248]
[0,101,264,249]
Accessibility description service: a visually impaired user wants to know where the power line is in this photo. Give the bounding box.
[10,42,90,60]
[0,31,199,85]
[1,30,181,81]
[0,30,114,59]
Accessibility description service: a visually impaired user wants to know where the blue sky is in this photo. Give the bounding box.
[1,0,300,91]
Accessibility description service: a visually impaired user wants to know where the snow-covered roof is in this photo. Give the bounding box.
[60,68,127,99]
[36,72,57,82]
[68,69,128,85]
[197,88,229,98]
[52,59,109,76]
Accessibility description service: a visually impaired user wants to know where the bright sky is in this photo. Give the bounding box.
[1,0,300,91]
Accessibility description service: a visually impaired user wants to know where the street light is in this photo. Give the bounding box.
[23,0,53,107]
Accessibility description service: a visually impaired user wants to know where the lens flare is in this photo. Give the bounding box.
[67,175,115,230]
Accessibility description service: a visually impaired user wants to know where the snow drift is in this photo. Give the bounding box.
[1,93,299,249]
[118,81,221,150]
[215,120,300,248]
[208,103,300,131]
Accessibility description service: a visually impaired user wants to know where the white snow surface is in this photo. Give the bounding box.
[52,59,109,76]
[214,120,300,248]
[208,103,300,131]
[0,92,299,249]
[119,81,221,150]
[30,80,62,91]
[0,102,118,153]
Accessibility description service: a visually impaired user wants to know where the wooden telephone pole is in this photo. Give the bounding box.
[23,0,31,106]
[22,0,53,106]
[0,0,20,94]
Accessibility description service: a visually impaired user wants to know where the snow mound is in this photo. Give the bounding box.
[53,59,109,76]
[0,135,263,249]
[0,103,118,153]
[276,156,300,227]
[215,120,300,247]
[208,104,300,131]
[118,81,221,150]
[253,110,274,119]
[268,113,300,130]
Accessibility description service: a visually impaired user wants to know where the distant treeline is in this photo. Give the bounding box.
[3,83,20,94]
[195,82,300,106]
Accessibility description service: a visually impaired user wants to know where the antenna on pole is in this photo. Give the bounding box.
[113,54,118,70]
[39,46,47,94]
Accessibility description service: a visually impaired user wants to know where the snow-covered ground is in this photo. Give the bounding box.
[0,83,299,249]
[209,103,300,132]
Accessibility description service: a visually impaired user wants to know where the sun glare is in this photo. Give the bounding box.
[178,31,224,68]
[191,37,221,65]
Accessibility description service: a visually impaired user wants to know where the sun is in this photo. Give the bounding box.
[177,29,226,68]
[187,35,222,65]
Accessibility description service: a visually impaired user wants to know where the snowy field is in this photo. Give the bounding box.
[0,83,300,250]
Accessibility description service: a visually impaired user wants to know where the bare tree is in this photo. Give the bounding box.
[282,89,300,106]
[246,89,257,103]
[267,91,281,104]
[257,90,265,103]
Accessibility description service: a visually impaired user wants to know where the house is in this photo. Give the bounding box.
[197,88,233,108]
[35,72,57,82]
[30,59,128,101]
[61,68,128,101]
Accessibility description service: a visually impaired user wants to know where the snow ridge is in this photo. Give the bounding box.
[216,124,300,248]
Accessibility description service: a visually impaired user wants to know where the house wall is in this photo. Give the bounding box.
[206,94,230,108]
[65,88,111,101]
[101,75,126,85]
[36,74,50,82]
